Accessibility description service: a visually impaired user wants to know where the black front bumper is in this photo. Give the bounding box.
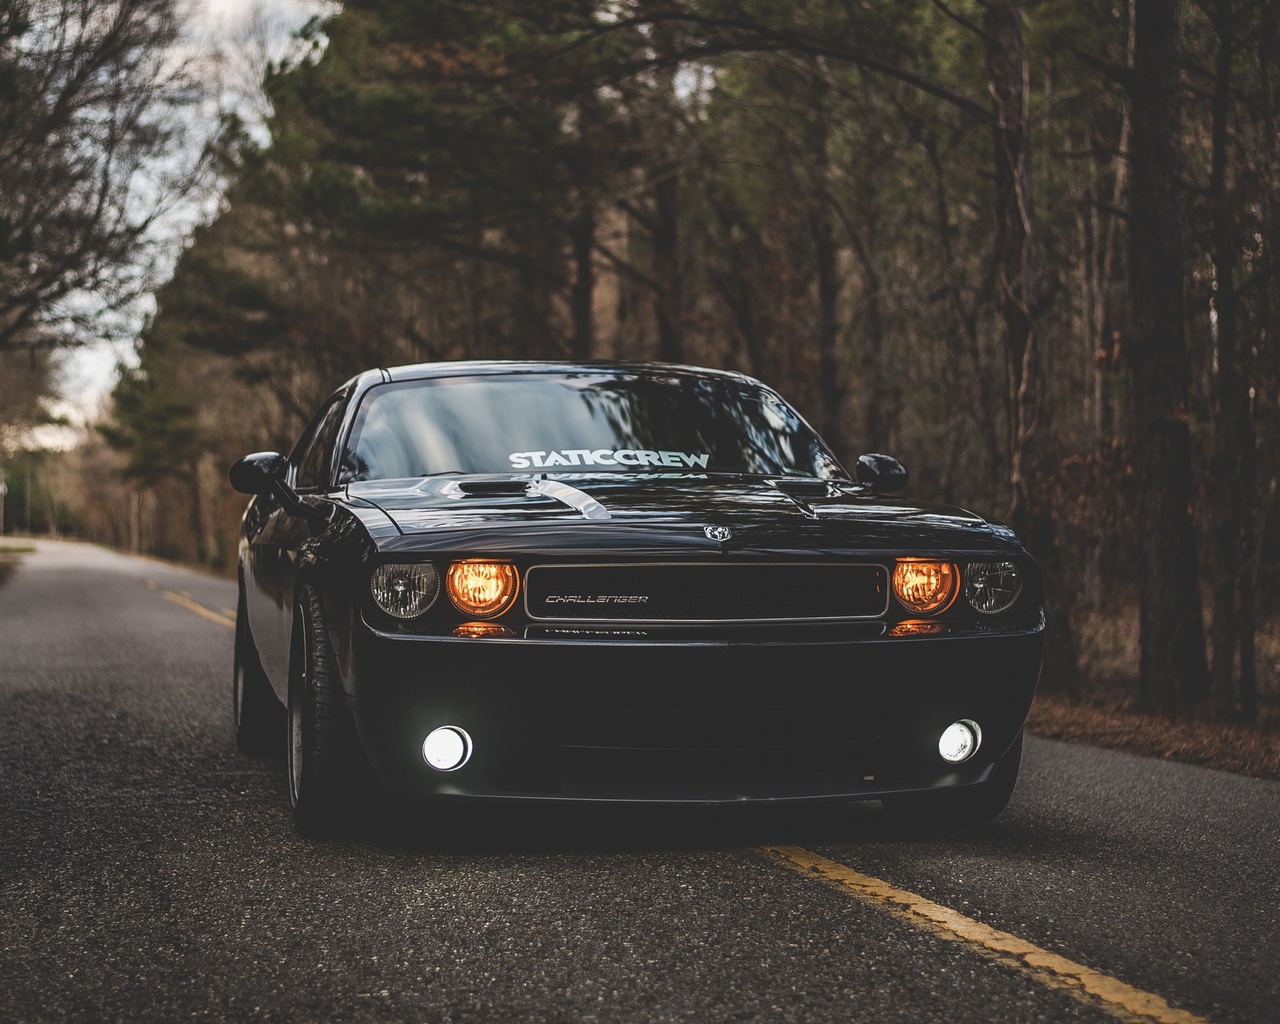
[348,621,1044,804]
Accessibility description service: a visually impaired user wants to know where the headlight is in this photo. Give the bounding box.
[446,560,519,618]
[964,561,1023,615]
[892,559,958,615]
[370,563,440,619]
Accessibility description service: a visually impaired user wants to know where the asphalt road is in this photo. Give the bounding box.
[1,539,1276,1024]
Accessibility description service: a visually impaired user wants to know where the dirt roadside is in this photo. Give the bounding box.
[1026,692,1280,782]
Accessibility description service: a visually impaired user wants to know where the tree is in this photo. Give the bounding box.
[0,344,57,446]
[981,0,1080,694]
[96,0,1280,743]
[1179,0,1280,722]
[0,0,196,350]
[1202,0,1251,720]
[1126,0,1210,711]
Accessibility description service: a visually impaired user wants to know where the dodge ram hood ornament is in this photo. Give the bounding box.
[704,524,732,542]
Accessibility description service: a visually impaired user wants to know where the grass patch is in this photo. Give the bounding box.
[1044,599,1280,779]
[1027,692,1280,781]
[0,543,35,554]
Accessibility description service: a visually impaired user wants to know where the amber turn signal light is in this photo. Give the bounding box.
[888,620,947,637]
[892,559,958,615]
[446,560,519,618]
[453,622,516,639]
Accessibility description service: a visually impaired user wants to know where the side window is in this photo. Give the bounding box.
[294,398,347,492]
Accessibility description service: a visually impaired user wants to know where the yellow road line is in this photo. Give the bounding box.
[761,845,1210,1024]
[163,590,235,630]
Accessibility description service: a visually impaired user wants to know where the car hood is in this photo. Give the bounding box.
[342,476,1017,555]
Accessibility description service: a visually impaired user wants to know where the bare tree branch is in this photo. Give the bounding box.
[0,0,206,351]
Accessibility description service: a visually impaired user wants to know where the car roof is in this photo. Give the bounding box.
[378,360,761,387]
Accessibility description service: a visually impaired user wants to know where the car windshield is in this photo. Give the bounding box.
[339,372,846,482]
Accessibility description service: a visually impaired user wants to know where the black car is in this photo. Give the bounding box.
[230,361,1043,834]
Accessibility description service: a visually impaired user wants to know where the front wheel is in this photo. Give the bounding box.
[287,584,366,836]
[882,730,1023,827]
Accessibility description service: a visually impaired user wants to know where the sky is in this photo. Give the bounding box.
[58,0,326,423]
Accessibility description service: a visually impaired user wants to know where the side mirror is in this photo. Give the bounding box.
[230,450,330,530]
[229,452,288,495]
[855,453,909,495]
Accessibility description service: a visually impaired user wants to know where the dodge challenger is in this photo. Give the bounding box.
[229,361,1043,835]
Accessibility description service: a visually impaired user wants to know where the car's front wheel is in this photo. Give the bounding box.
[287,584,365,836]
[882,730,1023,827]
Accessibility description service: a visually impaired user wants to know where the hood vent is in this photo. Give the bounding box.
[447,477,610,521]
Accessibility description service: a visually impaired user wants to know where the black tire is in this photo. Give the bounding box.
[287,584,365,836]
[882,730,1023,827]
[233,584,281,756]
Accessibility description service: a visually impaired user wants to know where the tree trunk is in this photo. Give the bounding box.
[1206,0,1254,721]
[653,170,683,363]
[704,183,770,380]
[836,166,893,456]
[924,135,1002,498]
[189,471,205,565]
[804,75,847,461]
[1239,478,1276,722]
[983,0,1079,694]
[854,247,890,455]
[512,224,559,359]
[810,200,845,460]
[569,205,596,361]
[984,0,1039,526]
[1241,0,1280,722]
[1126,0,1210,712]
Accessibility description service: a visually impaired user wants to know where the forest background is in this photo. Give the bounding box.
[2,0,1278,729]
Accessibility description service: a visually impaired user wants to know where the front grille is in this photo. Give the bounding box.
[524,562,887,622]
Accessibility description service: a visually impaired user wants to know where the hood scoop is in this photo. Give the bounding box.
[455,479,528,496]
[528,478,611,520]
[444,477,611,521]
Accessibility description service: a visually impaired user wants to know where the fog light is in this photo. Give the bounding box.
[938,720,981,763]
[422,726,473,771]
